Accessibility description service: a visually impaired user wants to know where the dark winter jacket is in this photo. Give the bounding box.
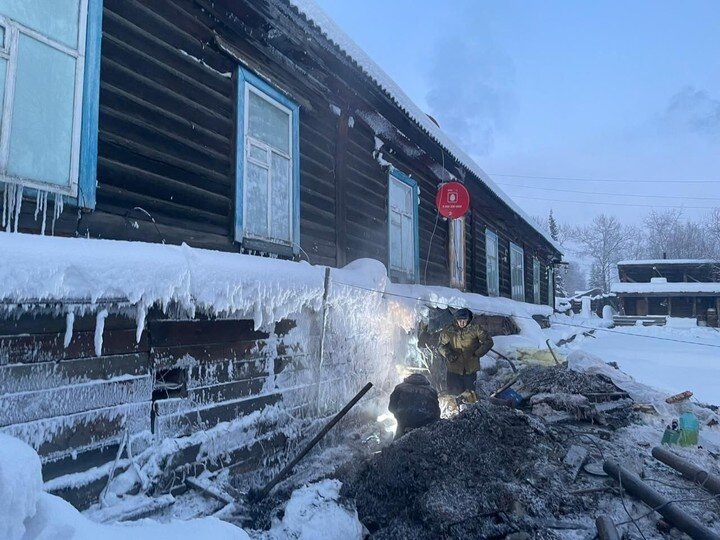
[438,320,494,375]
[388,373,440,437]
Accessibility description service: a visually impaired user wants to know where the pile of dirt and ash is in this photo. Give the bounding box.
[512,365,637,430]
[339,401,588,539]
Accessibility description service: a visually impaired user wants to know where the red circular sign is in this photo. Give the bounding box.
[435,182,470,219]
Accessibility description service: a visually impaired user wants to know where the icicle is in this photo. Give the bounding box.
[63,310,75,348]
[34,190,41,221]
[12,184,23,233]
[40,192,48,235]
[94,309,108,357]
[3,183,15,231]
[51,192,63,235]
[135,302,146,344]
[1,183,6,228]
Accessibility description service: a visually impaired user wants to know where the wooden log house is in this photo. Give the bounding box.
[613,259,720,326]
[0,0,561,508]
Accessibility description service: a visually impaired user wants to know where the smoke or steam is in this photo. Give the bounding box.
[425,37,515,156]
[660,86,720,140]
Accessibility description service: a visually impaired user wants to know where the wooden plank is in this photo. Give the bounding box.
[1,401,150,460]
[0,353,149,394]
[154,377,267,417]
[76,210,236,252]
[0,312,136,336]
[154,393,282,439]
[100,56,232,133]
[148,319,270,348]
[0,328,148,365]
[0,375,152,426]
[100,82,230,152]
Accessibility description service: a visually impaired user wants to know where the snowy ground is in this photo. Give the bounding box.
[559,323,720,406]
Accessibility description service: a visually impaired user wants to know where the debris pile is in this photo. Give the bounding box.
[515,365,636,429]
[341,401,582,538]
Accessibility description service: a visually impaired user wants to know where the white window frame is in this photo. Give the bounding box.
[0,1,89,197]
[387,168,419,281]
[533,257,541,304]
[242,85,293,246]
[548,265,555,308]
[235,66,300,256]
[485,229,499,297]
[510,242,525,302]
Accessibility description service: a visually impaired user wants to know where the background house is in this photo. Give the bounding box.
[613,259,720,326]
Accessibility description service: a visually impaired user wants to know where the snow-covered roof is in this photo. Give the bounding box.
[286,0,561,254]
[611,282,720,295]
[617,259,718,267]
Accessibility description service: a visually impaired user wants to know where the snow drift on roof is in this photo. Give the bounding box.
[611,282,720,294]
[617,259,719,266]
[286,0,561,254]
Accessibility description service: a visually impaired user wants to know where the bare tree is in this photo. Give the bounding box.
[570,214,639,292]
[643,209,714,259]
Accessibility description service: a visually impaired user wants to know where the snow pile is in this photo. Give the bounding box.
[0,232,325,330]
[0,434,250,540]
[0,434,44,540]
[260,480,364,540]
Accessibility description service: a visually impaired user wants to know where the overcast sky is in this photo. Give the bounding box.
[314,0,720,226]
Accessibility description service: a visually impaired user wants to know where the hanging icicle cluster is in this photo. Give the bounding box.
[1,182,65,235]
[1,183,24,232]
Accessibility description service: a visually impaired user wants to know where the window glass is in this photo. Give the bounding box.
[0,25,5,49]
[1,0,80,47]
[247,90,290,153]
[7,35,76,187]
[533,259,541,304]
[245,161,269,238]
[389,175,416,277]
[270,153,291,242]
[0,58,6,126]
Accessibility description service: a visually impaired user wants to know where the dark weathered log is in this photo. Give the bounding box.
[603,461,720,540]
[595,515,621,540]
[652,446,720,497]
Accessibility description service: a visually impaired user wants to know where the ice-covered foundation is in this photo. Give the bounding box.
[0,232,548,509]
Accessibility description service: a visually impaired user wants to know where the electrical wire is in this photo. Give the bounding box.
[489,173,720,185]
[330,278,720,349]
[509,194,720,210]
[496,183,720,202]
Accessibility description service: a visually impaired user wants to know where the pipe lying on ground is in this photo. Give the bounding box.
[247,382,374,502]
[652,446,720,497]
[603,461,720,540]
[595,515,621,540]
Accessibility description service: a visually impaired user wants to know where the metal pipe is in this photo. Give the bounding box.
[603,461,720,540]
[595,515,621,540]
[545,339,561,365]
[489,348,518,373]
[248,382,373,502]
[652,446,720,497]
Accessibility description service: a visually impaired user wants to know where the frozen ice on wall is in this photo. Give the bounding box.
[0,434,44,540]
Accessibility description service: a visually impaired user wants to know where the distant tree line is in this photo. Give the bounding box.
[537,208,720,295]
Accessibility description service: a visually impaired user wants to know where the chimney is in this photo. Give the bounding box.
[662,252,667,260]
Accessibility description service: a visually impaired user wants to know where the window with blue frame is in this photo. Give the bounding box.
[0,0,102,207]
[485,229,500,296]
[510,242,525,302]
[235,67,300,255]
[388,169,419,281]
